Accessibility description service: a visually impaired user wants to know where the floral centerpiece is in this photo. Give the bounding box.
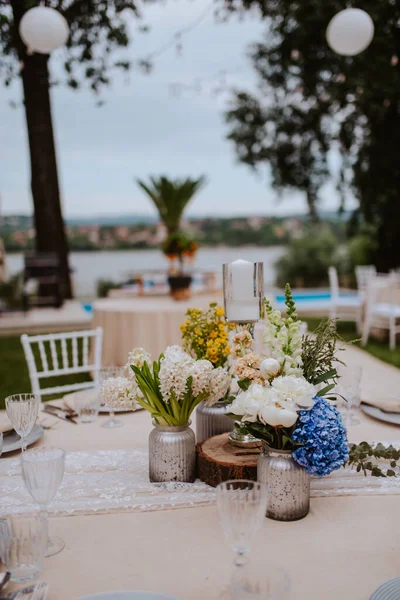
[127,345,230,482]
[228,284,348,521]
[180,303,235,441]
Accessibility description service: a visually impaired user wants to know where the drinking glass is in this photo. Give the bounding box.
[231,562,291,600]
[99,367,125,429]
[5,394,40,452]
[336,365,363,426]
[216,480,268,567]
[74,390,99,423]
[0,514,48,582]
[21,446,66,557]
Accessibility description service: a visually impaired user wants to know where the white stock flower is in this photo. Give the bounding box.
[271,375,316,409]
[260,358,281,379]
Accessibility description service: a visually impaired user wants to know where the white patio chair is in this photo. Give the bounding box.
[21,327,103,401]
[355,265,377,295]
[362,275,400,350]
[328,266,363,333]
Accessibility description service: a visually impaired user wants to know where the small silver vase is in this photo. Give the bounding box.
[149,421,196,483]
[257,445,310,521]
[196,400,234,443]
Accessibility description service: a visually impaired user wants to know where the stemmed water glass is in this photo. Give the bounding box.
[21,446,66,557]
[217,480,268,570]
[99,366,126,429]
[336,365,363,426]
[5,394,40,452]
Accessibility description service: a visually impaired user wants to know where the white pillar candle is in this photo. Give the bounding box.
[226,259,259,322]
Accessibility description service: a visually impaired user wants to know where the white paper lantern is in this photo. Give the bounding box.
[326,8,374,57]
[19,6,69,54]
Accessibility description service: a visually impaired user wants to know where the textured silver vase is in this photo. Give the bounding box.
[257,445,310,521]
[149,421,196,483]
[196,400,234,443]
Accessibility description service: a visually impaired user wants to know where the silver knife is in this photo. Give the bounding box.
[43,406,78,424]
[0,584,35,599]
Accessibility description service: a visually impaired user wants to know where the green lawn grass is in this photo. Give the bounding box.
[0,322,399,410]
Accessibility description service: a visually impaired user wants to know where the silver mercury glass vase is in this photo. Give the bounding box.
[149,420,196,483]
[257,445,310,521]
[196,400,234,443]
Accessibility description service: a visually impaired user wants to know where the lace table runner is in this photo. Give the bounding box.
[1,447,399,517]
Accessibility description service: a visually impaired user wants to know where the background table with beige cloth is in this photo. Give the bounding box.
[2,345,400,600]
[92,294,223,366]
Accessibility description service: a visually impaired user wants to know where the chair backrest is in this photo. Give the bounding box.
[328,266,339,302]
[21,327,103,400]
[355,265,377,293]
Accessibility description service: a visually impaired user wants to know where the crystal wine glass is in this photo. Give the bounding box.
[21,446,66,557]
[216,480,268,569]
[5,394,40,452]
[99,366,127,429]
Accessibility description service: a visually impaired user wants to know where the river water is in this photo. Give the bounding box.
[6,246,285,298]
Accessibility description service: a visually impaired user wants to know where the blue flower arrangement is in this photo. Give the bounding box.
[292,397,349,477]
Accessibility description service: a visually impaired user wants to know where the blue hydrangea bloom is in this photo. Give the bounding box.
[292,396,349,477]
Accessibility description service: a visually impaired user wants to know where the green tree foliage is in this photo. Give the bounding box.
[1,1,152,298]
[136,176,207,235]
[275,226,339,287]
[223,0,400,271]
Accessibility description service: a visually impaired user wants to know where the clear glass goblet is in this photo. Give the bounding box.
[0,513,48,582]
[336,365,362,426]
[216,480,268,568]
[5,394,40,452]
[21,446,66,557]
[99,367,126,429]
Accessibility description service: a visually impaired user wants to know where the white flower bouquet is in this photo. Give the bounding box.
[228,285,348,470]
[128,345,231,426]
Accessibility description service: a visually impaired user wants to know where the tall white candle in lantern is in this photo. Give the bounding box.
[223,260,264,323]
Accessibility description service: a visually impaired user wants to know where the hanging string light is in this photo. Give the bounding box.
[326,8,374,56]
[19,6,69,55]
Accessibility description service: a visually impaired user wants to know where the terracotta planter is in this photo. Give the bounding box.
[167,275,192,301]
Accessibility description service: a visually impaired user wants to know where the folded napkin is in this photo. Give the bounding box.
[363,398,400,414]
[0,413,13,434]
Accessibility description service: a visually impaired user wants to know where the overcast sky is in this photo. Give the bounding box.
[0,0,349,219]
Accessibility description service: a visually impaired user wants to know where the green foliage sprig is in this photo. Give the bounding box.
[348,442,400,478]
[301,318,345,396]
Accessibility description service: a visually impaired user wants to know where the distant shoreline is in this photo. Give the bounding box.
[5,243,287,254]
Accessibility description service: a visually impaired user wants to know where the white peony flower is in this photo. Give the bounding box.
[258,403,298,427]
[271,375,316,409]
[260,358,281,379]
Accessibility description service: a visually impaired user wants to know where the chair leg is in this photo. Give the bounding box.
[361,314,371,346]
[390,317,396,351]
[356,307,362,335]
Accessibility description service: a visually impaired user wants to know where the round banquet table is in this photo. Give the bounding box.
[92,294,223,366]
[2,344,400,600]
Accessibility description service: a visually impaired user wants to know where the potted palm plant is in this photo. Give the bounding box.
[136,175,206,300]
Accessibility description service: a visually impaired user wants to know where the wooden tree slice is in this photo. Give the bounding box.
[196,432,261,487]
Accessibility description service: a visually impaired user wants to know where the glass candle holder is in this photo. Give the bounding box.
[223,261,264,324]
